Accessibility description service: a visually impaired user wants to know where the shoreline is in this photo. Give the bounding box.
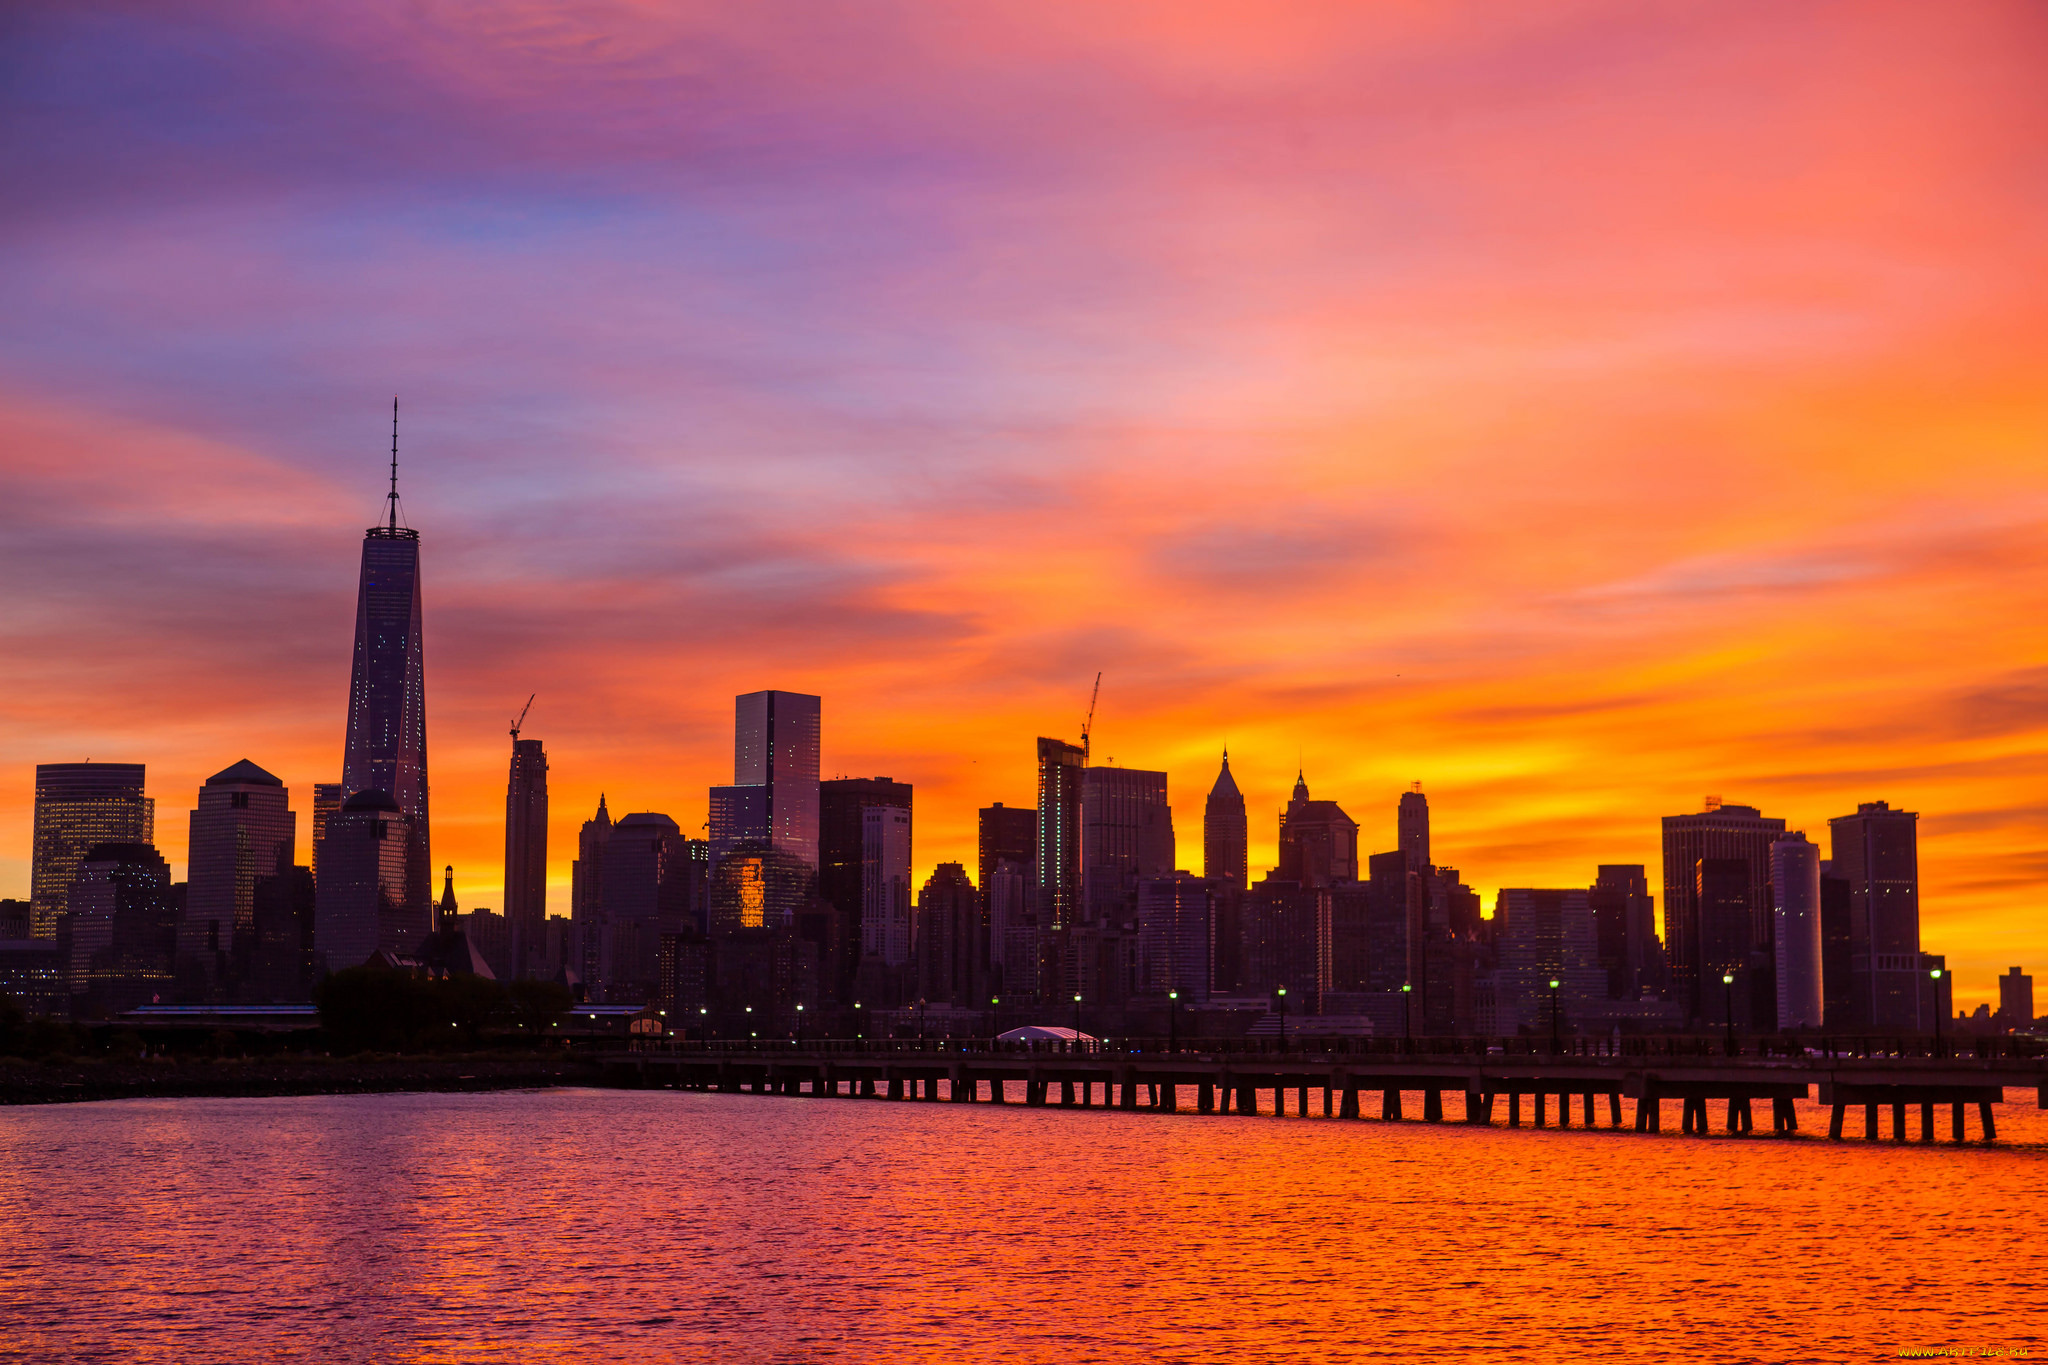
[0,1054,609,1105]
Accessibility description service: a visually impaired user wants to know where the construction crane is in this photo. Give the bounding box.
[510,693,535,741]
[1080,671,1101,762]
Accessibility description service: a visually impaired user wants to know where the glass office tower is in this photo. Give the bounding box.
[31,762,151,938]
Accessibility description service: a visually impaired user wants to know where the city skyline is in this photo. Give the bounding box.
[4,4,2048,1010]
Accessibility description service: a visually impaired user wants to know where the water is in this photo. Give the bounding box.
[3,1088,2043,1362]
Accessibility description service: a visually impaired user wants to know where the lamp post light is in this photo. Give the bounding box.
[1275,986,1288,1049]
[853,1000,864,1042]
[1168,990,1180,1053]
[1401,982,1412,1047]
[1549,978,1562,1053]
[794,1002,804,1045]
[1930,968,1945,1054]
[988,996,1000,1043]
[1073,993,1084,1047]
[1722,973,1736,1056]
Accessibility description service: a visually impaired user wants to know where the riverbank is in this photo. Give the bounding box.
[0,1052,608,1105]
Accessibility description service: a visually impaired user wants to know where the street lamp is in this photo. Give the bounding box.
[1401,981,1412,1045]
[1168,990,1180,1053]
[1073,993,1084,1046]
[1930,968,1945,1054]
[1722,972,1736,1056]
[989,996,1001,1043]
[794,1002,804,1044]
[1275,986,1288,1049]
[1549,978,1562,1052]
[917,997,929,1042]
[853,1000,864,1041]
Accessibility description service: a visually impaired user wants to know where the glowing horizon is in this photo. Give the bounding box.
[3,2,2046,1009]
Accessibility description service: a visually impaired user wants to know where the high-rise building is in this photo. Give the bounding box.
[183,760,295,986]
[341,424,431,924]
[915,862,979,1005]
[987,856,1034,994]
[1137,871,1212,1002]
[821,778,914,992]
[733,689,821,869]
[569,796,614,992]
[310,783,342,888]
[1771,832,1824,1029]
[1277,772,1357,888]
[1587,864,1654,1001]
[859,805,913,967]
[1036,738,1085,932]
[313,790,418,972]
[1082,766,1173,918]
[68,842,178,1012]
[246,865,315,1002]
[1493,889,1604,1035]
[1828,800,1922,1031]
[1997,967,2034,1031]
[597,812,693,1001]
[504,736,548,979]
[1819,860,1853,1028]
[710,690,821,932]
[1203,753,1247,891]
[1660,800,1785,1022]
[1397,785,1430,876]
[1239,873,1325,1008]
[31,763,150,939]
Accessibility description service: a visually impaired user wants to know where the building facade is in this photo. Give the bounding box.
[183,759,295,988]
[31,762,151,939]
[1828,800,1923,1031]
[503,736,548,979]
[1081,766,1173,919]
[313,789,418,972]
[1660,801,1786,1022]
[1202,753,1248,892]
[1770,832,1824,1029]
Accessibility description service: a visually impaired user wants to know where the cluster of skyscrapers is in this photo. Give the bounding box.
[0,449,2038,1042]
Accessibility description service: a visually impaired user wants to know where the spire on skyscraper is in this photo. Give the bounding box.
[387,396,402,532]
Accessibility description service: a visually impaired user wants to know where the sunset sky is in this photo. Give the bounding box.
[3,2,2045,1008]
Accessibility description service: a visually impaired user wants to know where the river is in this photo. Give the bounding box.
[3,1088,2041,1362]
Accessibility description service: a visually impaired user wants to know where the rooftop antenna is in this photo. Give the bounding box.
[387,397,401,532]
[1081,671,1101,763]
[510,693,535,741]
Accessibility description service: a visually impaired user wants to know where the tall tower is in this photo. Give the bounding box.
[1035,737,1085,931]
[1828,800,1921,1031]
[31,763,151,938]
[183,760,296,983]
[1202,751,1247,891]
[504,735,549,979]
[341,402,430,923]
[1397,785,1430,876]
[1660,799,1785,1023]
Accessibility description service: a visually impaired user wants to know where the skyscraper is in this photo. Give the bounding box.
[596,812,693,1001]
[1660,800,1785,1022]
[1202,752,1247,891]
[710,690,821,932]
[183,760,296,986]
[821,778,914,992]
[1828,800,1922,1031]
[341,409,430,922]
[1081,766,1173,918]
[1588,864,1655,1001]
[313,790,418,972]
[31,762,151,939]
[1494,888,1605,1034]
[1397,785,1430,876]
[1771,832,1824,1029]
[733,689,821,869]
[1277,772,1357,888]
[68,842,178,1012]
[1036,738,1085,932]
[914,862,979,1004]
[504,736,548,979]
[1997,967,2034,1031]
[1137,871,1212,1001]
[310,783,342,888]
[859,804,913,967]
[570,796,614,991]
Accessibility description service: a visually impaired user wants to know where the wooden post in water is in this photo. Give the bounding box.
[1343,1086,1362,1119]
[1892,1102,1906,1141]
[1508,1092,1521,1128]
[1464,1090,1484,1124]
[1198,1080,1214,1113]
[1424,1089,1443,1122]
[1863,1104,1878,1140]
[1951,1101,1965,1142]
[1979,1102,1996,1141]
[1382,1088,1402,1121]
[1828,1102,1845,1139]
[1609,1092,1623,1127]
[1534,1092,1546,1128]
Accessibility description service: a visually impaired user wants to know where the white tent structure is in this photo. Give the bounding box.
[997,1025,1097,1043]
